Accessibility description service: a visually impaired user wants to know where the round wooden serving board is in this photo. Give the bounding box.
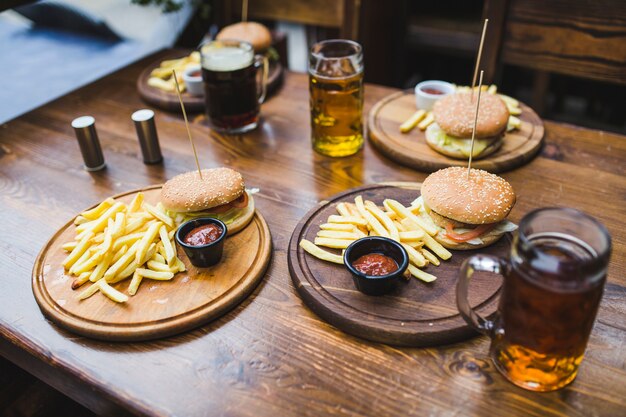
[137,52,284,113]
[368,91,544,173]
[32,186,272,342]
[288,183,507,347]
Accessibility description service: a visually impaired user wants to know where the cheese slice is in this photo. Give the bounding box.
[426,123,495,157]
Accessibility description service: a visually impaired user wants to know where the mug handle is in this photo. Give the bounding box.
[255,55,269,104]
[456,254,504,337]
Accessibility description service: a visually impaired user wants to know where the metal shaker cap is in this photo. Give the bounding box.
[71,116,106,171]
[132,109,163,164]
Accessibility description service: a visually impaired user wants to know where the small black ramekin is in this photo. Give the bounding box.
[175,218,227,268]
[343,236,409,296]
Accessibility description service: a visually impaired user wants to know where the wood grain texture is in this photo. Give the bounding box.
[501,0,626,84]
[136,51,284,113]
[0,49,625,417]
[289,183,505,346]
[32,186,272,342]
[368,91,544,173]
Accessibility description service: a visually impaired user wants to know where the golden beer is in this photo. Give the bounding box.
[309,40,364,157]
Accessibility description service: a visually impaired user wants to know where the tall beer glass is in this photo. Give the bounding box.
[456,208,611,391]
[309,40,364,157]
[201,40,268,134]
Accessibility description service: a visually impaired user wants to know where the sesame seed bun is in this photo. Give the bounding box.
[216,22,272,53]
[433,92,509,139]
[161,168,245,213]
[421,167,516,225]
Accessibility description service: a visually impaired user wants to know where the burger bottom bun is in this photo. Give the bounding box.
[424,133,502,160]
[226,194,255,235]
[434,228,505,250]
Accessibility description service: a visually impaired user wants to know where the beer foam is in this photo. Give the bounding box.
[202,46,253,72]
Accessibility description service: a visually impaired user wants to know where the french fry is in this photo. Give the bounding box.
[314,237,354,250]
[328,214,367,227]
[98,279,128,303]
[78,280,101,300]
[110,212,126,239]
[104,241,139,280]
[355,196,389,237]
[148,77,175,92]
[135,268,174,281]
[417,112,434,130]
[407,264,437,283]
[144,203,174,228]
[401,243,427,267]
[336,202,352,217]
[420,247,440,266]
[112,232,144,252]
[487,84,498,94]
[400,109,426,133]
[135,222,162,264]
[128,270,143,296]
[147,260,176,273]
[71,248,104,275]
[508,115,522,131]
[151,253,166,264]
[399,230,425,241]
[111,243,157,284]
[80,198,115,220]
[159,225,176,264]
[71,271,91,290]
[319,223,355,232]
[89,251,113,283]
[400,217,451,260]
[300,239,344,264]
[384,199,438,236]
[62,241,77,252]
[364,201,399,241]
[316,230,361,240]
[81,202,125,235]
[73,215,90,225]
[62,231,94,269]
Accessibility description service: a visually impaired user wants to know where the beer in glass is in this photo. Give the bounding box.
[457,208,611,391]
[309,40,364,157]
[201,40,268,134]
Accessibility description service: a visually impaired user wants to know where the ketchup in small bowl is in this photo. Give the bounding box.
[176,218,227,267]
[344,237,409,296]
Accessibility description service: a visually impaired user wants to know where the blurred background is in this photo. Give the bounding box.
[1,0,624,134]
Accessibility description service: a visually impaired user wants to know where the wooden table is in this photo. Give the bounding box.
[1,49,625,417]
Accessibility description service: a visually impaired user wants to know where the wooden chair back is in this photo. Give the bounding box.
[482,0,626,85]
[219,0,361,40]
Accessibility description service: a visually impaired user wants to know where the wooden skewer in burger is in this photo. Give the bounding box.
[416,71,517,249]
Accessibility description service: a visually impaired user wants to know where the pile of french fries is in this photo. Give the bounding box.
[300,195,452,283]
[147,51,200,93]
[61,193,186,303]
[401,84,522,134]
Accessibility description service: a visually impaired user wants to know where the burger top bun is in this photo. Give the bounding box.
[161,168,245,213]
[433,92,509,138]
[421,167,516,225]
[216,22,272,52]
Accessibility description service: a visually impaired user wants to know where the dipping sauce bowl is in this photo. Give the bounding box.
[415,80,455,111]
[182,64,204,96]
[344,236,409,296]
[175,218,227,267]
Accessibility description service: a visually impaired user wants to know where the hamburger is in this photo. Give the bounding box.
[425,92,509,159]
[415,167,517,250]
[161,168,255,234]
[216,21,272,53]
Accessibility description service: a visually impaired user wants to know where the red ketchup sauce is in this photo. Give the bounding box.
[352,253,398,276]
[184,223,223,246]
[189,70,202,78]
[421,87,445,95]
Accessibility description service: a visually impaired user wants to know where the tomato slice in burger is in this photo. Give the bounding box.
[445,223,496,242]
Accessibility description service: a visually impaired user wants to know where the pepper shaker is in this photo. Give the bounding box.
[132,109,163,164]
[71,116,106,171]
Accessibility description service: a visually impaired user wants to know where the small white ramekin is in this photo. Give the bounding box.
[415,80,455,111]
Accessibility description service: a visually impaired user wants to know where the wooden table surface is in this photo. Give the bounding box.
[1,49,625,417]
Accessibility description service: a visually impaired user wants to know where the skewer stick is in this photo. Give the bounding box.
[242,0,249,22]
[467,70,484,180]
[471,19,489,101]
[172,69,203,180]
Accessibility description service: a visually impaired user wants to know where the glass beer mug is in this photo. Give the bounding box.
[456,208,611,391]
[200,39,269,134]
